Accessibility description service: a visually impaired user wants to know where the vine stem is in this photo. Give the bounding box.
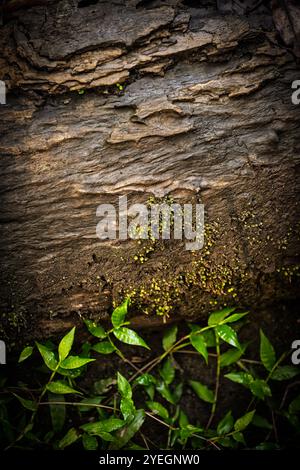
[206,330,220,429]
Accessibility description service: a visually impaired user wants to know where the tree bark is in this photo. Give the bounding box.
[0,0,299,342]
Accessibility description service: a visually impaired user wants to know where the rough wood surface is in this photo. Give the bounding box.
[0,0,299,341]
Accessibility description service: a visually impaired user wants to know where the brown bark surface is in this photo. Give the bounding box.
[0,0,299,341]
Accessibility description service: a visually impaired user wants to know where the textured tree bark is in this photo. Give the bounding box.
[0,0,299,342]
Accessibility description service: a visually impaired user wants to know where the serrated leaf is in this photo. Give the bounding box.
[216,324,241,349]
[260,329,276,372]
[208,307,236,326]
[82,433,98,450]
[18,346,33,363]
[81,418,124,435]
[48,393,65,432]
[189,380,214,404]
[225,371,254,387]
[159,357,175,385]
[13,394,37,411]
[271,365,300,381]
[58,327,75,362]
[217,410,234,435]
[117,372,132,399]
[36,342,58,371]
[46,380,81,395]
[146,401,169,420]
[234,410,255,432]
[113,327,149,349]
[190,333,208,363]
[84,320,106,339]
[60,356,95,369]
[111,299,129,328]
[250,379,272,399]
[92,341,116,355]
[109,409,145,450]
[58,427,79,449]
[162,325,178,351]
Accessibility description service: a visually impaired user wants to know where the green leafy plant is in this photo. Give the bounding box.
[0,302,299,450]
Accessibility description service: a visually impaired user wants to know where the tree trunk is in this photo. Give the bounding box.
[0,0,299,342]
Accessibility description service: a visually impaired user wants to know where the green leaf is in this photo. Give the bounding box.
[18,346,33,363]
[92,341,116,354]
[58,427,79,449]
[249,379,272,399]
[110,409,145,450]
[162,325,178,351]
[208,307,236,326]
[271,365,300,381]
[146,401,169,420]
[46,380,81,395]
[94,377,116,394]
[98,432,114,442]
[217,410,234,435]
[225,371,254,387]
[189,380,214,404]
[233,431,246,445]
[113,327,149,349]
[134,373,156,387]
[159,357,175,385]
[120,397,136,421]
[81,418,124,435]
[234,410,255,432]
[82,433,98,450]
[145,384,155,400]
[60,356,95,369]
[58,327,75,362]
[84,320,106,339]
[111,299,129,328]
[220,346,245,368]
[117,372,132,399]
[289,394,300,414]
[173,382,183,404]
[252,414,272,430]
[216,324,241,349]
[78,397,102,412]
[156,381,175,405]
[222,312,248,324]
[179,410,189,427]
[57,366,83,378]
[260,329,276,372]
[190,333,208,364]
[48,393,66,432]
[36,342,58,371]
[13,394,37,411]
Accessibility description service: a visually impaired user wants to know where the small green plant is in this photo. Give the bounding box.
[0,302,299,450]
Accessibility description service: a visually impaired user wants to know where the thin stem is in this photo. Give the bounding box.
[206,330,220,429]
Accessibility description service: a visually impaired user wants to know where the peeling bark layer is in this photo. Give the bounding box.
[0,0,299,341]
